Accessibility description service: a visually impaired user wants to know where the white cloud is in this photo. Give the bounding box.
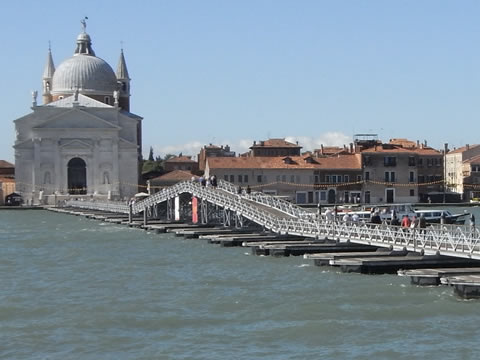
[147,132,352,159]
[285,132,352,152]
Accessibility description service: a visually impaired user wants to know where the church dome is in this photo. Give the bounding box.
[51,54,118,95]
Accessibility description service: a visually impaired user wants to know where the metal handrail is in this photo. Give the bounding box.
[65,182,480,259]
[217,179,315,220]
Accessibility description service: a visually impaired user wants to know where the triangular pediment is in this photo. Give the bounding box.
[34,108,120,130]
[60,139,93,150]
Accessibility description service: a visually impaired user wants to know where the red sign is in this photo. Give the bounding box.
[192,197,198,223]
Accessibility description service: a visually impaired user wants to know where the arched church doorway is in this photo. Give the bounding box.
[68,157,87,195]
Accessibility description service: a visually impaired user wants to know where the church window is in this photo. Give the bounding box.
[105,96,110,105]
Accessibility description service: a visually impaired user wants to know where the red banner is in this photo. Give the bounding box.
[192,197,198,223]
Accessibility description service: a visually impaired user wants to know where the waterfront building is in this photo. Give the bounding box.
[249,138,302,157]
[0,160,14,178]
[0,177,15,205]
[460,154,480,201]
[150,170,197,192]
[360,138,443,204]
[445,144,480,200]
[205,154,362,204]
[198,144,235,172]
[164,155,199,173]
[13,22,142,204]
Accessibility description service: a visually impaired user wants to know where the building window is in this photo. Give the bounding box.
[384,156,397,167]
[410,189,415,196]
[418,175,425,183]
[230,175,234,183]
[238,175,243,183]
[385,171,396,182]
[320,191,326,201]
[325,175,330,183]
[344,175,349,183]
[418,158,423,167]
[257,175,262,183]
[296,192,307,204]
[408,156,416,166]
[365,191,371,204]
[224,175,229,181]
[308,191,314,203]
[409,171,415,183]
[276,175,281,182]
[357,175,362,182]
[365,172,370,181]
[282,175,286,182]
[104,96,110,105]
[314,175,319,183]
[244,175,248,183]
[290,175,295,183]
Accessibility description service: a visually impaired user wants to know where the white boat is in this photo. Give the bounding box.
[414,209,468,225]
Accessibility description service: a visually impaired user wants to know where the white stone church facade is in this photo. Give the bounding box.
[14,23,142,204]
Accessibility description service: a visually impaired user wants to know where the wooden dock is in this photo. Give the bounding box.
[398,267,480,286]
[330,255,480,274]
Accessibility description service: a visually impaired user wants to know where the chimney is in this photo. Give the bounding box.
[253,140,256,145]
[416,140,420,147]
[321,144,324,155]
[424,140,427,147]
[466,144,470,151]
[296,141,298,145]
[349,143,354,153]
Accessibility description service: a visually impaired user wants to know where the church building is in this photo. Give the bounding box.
[13,21,142,204]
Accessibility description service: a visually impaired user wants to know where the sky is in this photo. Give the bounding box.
[2,0,480,162]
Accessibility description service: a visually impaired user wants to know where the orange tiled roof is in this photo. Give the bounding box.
[463,154,480,164]
[0,177,15,183]
[151,170,196,182]
[361,144,441,155]
[0,160,14,168]
[388,138,417,148]
[165,156,197,163]
[207,154,361,170]
[448,144,480,155]
[250,138,301,148]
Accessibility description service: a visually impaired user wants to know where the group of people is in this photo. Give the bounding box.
[196,175,218,188]
[397,214,427,229]
[237,185,252,195]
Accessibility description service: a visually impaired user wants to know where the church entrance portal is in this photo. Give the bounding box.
[68,158,87,195]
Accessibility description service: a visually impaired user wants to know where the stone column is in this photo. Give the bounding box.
[112,138,120,196]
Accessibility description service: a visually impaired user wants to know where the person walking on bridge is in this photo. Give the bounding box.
[401,215,411,228]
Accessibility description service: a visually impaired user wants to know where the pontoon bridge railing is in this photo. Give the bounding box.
[65,181,480,259]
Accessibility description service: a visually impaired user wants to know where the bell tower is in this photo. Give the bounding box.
[42,45,55,105]
[116,48,131,112]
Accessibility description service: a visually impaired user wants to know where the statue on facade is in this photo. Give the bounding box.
[113,90,119,105]
[32,90,38,106]
[81,17,88,32]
